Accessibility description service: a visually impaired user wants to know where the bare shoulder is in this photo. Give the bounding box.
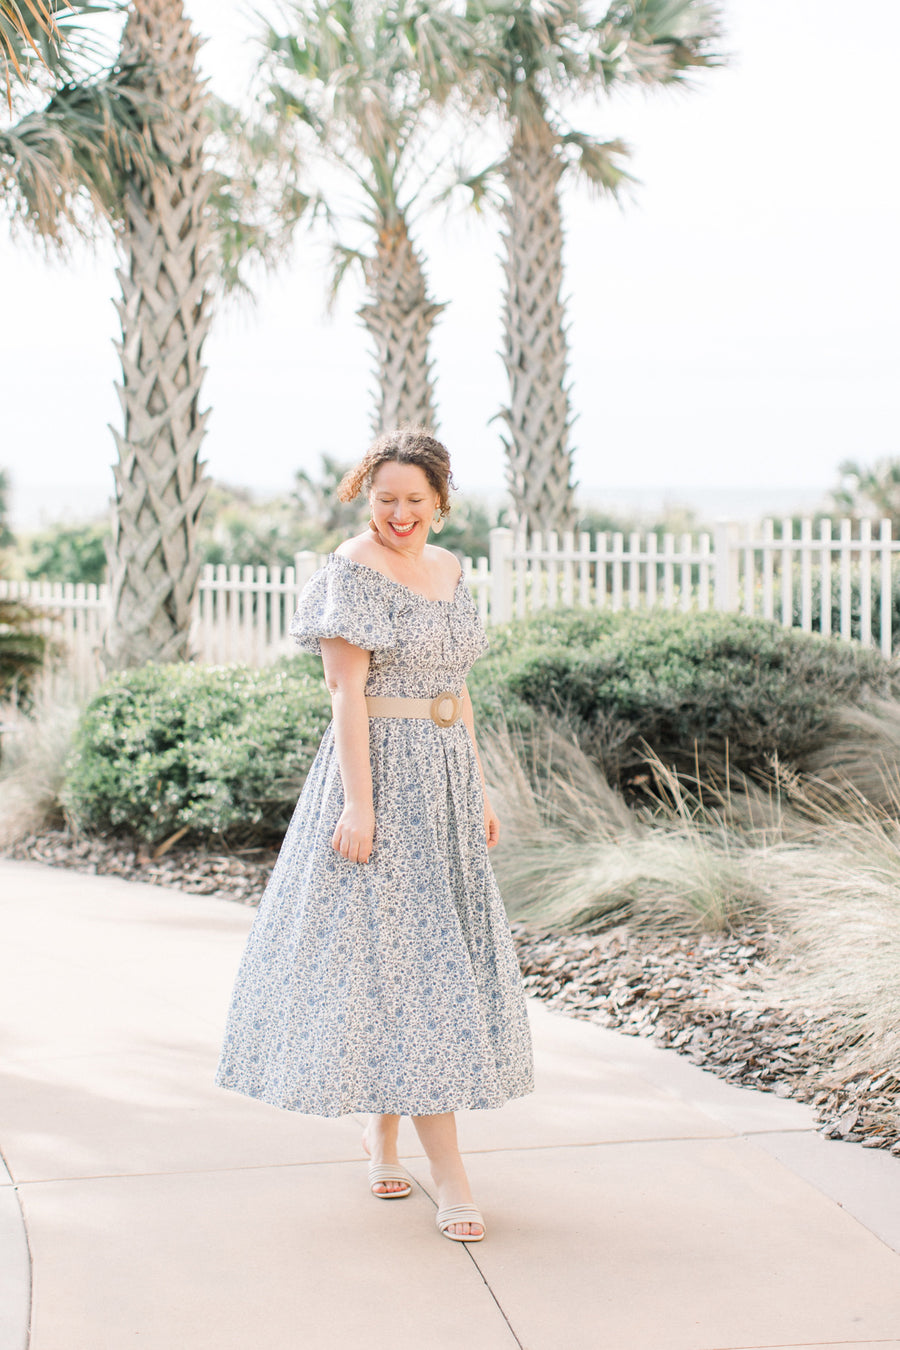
[335,533,382,566]
[425,543,463,583]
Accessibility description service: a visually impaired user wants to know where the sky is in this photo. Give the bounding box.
[2,0,898,529]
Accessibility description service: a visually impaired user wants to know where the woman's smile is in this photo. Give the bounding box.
[369,461,439,552]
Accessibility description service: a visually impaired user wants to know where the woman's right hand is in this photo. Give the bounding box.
[332,804,375,863]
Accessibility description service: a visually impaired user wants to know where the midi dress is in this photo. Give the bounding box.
[215,552,535,1118]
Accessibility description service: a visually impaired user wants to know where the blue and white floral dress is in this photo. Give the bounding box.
[216,553,534,1117]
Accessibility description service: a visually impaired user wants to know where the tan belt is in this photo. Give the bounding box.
[365,691,463,728]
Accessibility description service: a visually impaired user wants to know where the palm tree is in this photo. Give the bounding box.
[264,0,448,433]
[104,0,216,668]
[447,0,722,535]
[3,5,298,668]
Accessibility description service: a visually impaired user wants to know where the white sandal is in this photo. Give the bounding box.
[367,1162,413,1200]
[436,1204,486,1242]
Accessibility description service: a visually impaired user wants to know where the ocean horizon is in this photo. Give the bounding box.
[578,483,832,526]
[9,479,833,533]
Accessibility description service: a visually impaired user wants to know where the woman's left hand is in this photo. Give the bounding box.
[484,798,500,849]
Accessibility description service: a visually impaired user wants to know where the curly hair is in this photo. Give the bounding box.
[337,426,456,518]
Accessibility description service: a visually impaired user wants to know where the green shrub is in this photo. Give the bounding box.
[467,609,619,727]
[479,608,620,659]
[63,660,331,845]
[23,522,109,586]
[473,608,897,782]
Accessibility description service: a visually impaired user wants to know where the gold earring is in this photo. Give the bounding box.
[431,510,445,535]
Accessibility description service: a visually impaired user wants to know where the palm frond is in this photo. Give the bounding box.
[0,595,48,709]
[0,0,58,105]
[393,0,473,104]
[326,239,365,311]
[444,157,504,212]
[559,130,634,196]
[205,94,310,295]
[598,0,725,86]
[1,1,124,110]
[461,0,599,107]
[0,65,155,244]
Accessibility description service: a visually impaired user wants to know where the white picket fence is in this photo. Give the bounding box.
[4,518,899,703]
[0,559,322,703]
[2,579,109,704]
[487,519,900,652]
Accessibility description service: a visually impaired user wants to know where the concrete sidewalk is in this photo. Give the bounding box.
[1,859,899,1350]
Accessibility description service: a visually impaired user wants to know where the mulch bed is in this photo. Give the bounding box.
[513,926,900,1156]
[8,830,899,1156]
[9,831,278,905]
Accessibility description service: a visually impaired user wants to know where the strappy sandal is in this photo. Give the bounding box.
[436,1204,486,1242]
[367,1162,413,1200]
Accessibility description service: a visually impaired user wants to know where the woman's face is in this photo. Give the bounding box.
[369,461,439,551]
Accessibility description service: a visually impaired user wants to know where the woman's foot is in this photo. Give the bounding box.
[430,1162,484,1239]
[410,1111,485,1240]
[436,1203,485,1242]
[362,1116,409,1197]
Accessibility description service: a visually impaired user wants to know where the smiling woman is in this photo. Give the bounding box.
[216,425,534,1244]
[335,427,458,598]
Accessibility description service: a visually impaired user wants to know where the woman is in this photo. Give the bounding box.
[216,427,534,1242]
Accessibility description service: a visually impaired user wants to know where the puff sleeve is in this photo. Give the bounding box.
[289,554,396,655]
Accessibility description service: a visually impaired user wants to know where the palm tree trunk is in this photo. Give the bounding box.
[500,114,575,535]
[105,0,214,668]
[358,216,444,434]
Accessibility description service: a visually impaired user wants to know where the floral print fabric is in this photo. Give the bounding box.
[216,553,535,1117]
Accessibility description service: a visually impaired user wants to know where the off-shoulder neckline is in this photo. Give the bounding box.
[329,551,464,605]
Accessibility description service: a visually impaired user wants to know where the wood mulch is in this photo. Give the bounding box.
[8,830,899,1157]
[9,830,278,905]
[512,925,900,1157]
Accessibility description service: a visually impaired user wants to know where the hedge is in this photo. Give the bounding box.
[62,610,900,841]
[63,659,331,845]
[470,609,897,783]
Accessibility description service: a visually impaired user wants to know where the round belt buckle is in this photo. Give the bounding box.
[430,691,461,728]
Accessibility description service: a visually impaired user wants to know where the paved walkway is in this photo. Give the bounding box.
[1,859,899,1350]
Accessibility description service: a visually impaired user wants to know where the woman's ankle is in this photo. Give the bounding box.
[363,1116,400,1152]
[429,1156,472,1197]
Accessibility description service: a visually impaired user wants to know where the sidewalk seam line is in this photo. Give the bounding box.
[8,1139,804,1193]
[741,1133,900,1260]
[413,1176,526,1350]
[9,1131,826,1187]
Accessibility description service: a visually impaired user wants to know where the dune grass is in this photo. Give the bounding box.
[0,697,79,848]
[803,697,900,809]
[761,830,900,1082]
[483,717,778,935]
[483,707,900,1093]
